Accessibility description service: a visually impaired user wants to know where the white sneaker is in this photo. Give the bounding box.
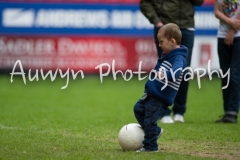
[159,116,174,123]
[173,114,184,122]
[158,128,163,139]
[136,148,159,152]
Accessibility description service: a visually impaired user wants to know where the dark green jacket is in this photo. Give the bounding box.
[140,0,204,28]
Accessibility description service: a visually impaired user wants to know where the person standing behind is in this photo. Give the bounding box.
[214,0,240,123]
[140,0,204,123]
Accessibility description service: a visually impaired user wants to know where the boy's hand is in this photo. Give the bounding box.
[157,72,165,79]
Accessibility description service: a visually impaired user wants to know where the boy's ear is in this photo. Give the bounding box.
[171,38,176,44]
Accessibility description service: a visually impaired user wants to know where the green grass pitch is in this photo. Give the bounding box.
[0,74,239,160]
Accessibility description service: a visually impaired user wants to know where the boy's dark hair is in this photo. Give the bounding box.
[159,23,182,45]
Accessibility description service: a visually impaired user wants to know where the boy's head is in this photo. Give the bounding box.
[157,23,182,54]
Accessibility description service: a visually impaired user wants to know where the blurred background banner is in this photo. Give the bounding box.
[0,0,218,73]
[0,3,152,36]
[0,36,157,72]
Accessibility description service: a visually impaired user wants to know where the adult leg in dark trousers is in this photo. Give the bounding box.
[154,27,195,122]
[215,37,240,123]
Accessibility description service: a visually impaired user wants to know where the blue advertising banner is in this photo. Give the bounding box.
[0,2,218,36]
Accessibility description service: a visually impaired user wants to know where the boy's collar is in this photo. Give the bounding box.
[161,52,167,57]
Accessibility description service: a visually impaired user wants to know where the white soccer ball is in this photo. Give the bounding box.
[118,123,144,151]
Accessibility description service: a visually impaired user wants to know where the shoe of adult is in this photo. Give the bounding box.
[159,116,174,123]
[173,114,184,122]
[215,114,237,123]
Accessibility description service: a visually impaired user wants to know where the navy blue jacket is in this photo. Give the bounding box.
[145,45,188,106]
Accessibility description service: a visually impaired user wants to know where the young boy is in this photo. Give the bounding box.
[134,23,188,152]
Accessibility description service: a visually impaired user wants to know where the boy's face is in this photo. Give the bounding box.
[157,30,175,54]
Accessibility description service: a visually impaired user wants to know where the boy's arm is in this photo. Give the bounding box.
[139,0,162,26]
[165,57,185,81]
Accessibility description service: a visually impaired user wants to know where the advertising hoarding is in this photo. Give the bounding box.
[0,1,219,72]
